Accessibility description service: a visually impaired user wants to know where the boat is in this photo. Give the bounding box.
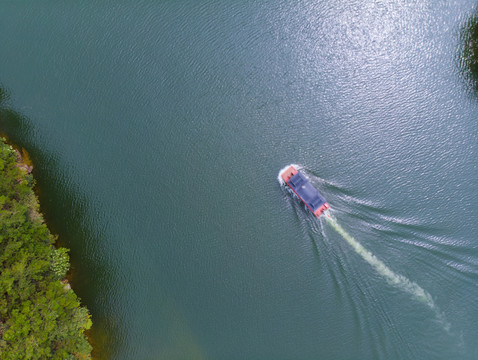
[280,165,329,218]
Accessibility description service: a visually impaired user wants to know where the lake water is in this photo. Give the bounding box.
[1,1,477,359]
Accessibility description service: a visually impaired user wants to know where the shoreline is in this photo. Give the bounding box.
[12,145,76,295]
[0,137,93,358]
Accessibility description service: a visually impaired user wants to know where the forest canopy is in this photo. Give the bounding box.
[0,138,92,359]
[461,9,478,93]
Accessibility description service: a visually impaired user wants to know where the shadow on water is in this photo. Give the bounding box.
[0,87,117,360]
[459,8,478,97]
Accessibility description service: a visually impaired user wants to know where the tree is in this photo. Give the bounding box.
[0,138,92,359]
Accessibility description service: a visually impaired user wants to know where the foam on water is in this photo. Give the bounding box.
[323,211,451,332]
[324,211,435,308]
[278,166,450,331]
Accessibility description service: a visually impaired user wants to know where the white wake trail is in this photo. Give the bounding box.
[324,211,436,309]
[278,166,448,330]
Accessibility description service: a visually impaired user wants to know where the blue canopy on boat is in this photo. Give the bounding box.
[288,172,326,212]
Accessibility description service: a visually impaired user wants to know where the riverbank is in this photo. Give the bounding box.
[0,137,92,359]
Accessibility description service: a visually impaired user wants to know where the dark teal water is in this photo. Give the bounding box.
[1,2,478,359]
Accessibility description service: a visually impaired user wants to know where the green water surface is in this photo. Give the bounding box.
[1,1,477,359]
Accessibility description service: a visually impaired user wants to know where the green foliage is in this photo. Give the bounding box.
[0,138,92,359]
[461,10,478,92]
[51,248,70,280]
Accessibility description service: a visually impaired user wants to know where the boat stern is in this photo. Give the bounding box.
[313,202,330,218]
